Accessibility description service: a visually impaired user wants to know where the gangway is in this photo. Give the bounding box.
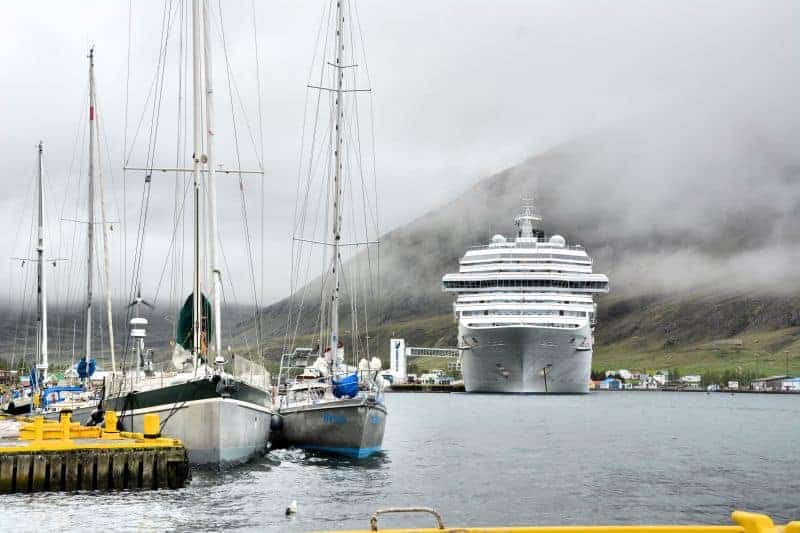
[407,346,460,358]
[387,339,460,384]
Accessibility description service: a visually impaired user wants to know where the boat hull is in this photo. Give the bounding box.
[2,397,32,415]
[460,322,593,393]
[275,397,387,458]
[59,378,273,466]
[114,396,272,465]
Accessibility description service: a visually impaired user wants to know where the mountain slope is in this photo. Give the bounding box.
[256,110,800,374]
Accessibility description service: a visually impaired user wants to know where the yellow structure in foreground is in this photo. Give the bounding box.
[8,411,180,449]
[0,412,189,492]
[321,510,799,533]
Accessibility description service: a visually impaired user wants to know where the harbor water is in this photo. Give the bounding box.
[1,392,798,531]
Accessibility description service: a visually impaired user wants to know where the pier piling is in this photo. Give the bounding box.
[0,412,189,492]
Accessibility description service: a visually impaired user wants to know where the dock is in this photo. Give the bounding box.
[0,411,189,492]
[388,383,465,393]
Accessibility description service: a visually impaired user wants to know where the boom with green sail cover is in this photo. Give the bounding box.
[176,293,213,352]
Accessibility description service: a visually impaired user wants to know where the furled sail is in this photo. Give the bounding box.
[176,293,213,352]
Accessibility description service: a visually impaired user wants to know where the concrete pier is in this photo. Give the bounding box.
[387,383,465,393]
[0,412,189,492]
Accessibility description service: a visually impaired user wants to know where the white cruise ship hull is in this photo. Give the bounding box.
[460,322,592,393]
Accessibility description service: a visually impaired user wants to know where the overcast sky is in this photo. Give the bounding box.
[1,0,797,310]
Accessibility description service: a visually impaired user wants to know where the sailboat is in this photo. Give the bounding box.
[272,0,387,459]
[2,142,49,415]
[99,0,274,466]
[39,47,116,420]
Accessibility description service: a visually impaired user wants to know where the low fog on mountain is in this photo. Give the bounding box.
[1,1,798,365]
[390,104,800,302]
[2,1,797,303]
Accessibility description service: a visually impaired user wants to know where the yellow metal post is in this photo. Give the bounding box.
[60,412,72,440]
[143,414,161,438]
[33,416,44,441]
[103,411,120,440]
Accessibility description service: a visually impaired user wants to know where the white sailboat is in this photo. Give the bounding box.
[2,142,49,415]
[98,0,274,466]
[41,47,116,418]
[274,0,387,459]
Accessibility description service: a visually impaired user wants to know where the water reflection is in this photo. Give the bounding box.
[1,394,798,532]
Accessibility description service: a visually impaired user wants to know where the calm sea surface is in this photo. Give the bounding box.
[1,392,798,532]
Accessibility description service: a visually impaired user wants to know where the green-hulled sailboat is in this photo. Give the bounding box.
[96,0,274,466]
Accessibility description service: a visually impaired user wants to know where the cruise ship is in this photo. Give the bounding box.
[441,201,609,393]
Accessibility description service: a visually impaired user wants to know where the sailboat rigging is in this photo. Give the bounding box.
[92,0,274,466]
[35,48,117,418]
[2,142,51,414]
[273,0,387,459]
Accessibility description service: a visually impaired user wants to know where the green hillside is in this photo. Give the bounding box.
[248,115,800,379]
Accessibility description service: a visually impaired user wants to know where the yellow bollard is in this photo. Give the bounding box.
[60,411,72,440]
[143,414,161,439]
[33,416,44,441]
[103,411,120,439]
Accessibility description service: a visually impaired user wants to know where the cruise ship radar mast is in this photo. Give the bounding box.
[515,196,544,240]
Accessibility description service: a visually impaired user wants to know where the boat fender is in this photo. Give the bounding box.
[211,374,222,384]
[270,413,283,432]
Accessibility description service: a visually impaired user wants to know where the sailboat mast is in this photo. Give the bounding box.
[191,0,205,367]
[328,0,346,369]
[71,319,77,368]
[36,141,48,384]
[93,50,117,375]
[202,0,223,362]
[86,47,96,366]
